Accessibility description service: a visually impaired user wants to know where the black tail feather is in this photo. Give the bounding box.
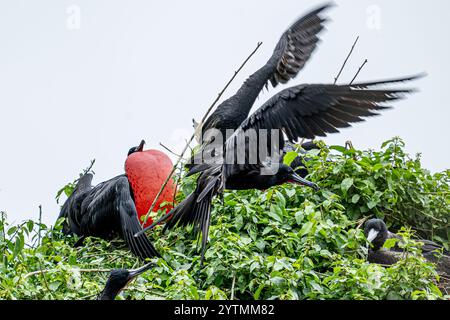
[120,207,160,260]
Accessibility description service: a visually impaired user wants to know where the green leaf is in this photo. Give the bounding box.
[367,200,379,209]
[235,215,244,230]
[351,194,360,204]
[383,238,398,250]
[268,205,282,223]
[254,284,265,300]
[269,277,285,286]
[294,211,304,225]
[299,221,314,237]
[26,221,34,233]
[329,145,347,153]
[309,281,324,294]
[283,151,299,166]
[341,178,354,193]
[49,281,61,292]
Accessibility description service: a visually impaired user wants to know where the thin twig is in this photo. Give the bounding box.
[79,292,100,300]
[1,212,7,267]
[159,143,182,158]
[83,159,96,176]
[171,163,184,208]
[349,59,368,85]
[140,42,264,227]
[422,192,450,195]
[37,260,52,295]
[38,205,42,247]
[334,36,359,84]
[24,268,111,279]
[356,216,370,231]
[231,274,236,300]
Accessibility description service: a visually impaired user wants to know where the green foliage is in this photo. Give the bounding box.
[309,137,449,248]
[0,138,448,300]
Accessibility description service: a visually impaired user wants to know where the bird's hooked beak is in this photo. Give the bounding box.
[288,173,320,191]
[127,262,155,279]
[137,140,146,152]
[367,229,379,243]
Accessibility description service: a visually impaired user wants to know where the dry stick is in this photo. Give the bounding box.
[24,268,111,279]
[83,159,96,175]
[38,205,42,247]
[34,205,53,297]
[159,142,182,158]
[231,274,236,300]
[139,41,264,228]
[349,59,368,85]
[334,36,359,84]
[171,163,185,208]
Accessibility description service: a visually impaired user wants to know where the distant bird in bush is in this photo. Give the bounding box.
[364,219,450,275]
[188,3,332,172]
[58,140,175,260]
[98,263,155,300]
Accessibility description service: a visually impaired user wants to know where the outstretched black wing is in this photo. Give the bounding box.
[78,175,160,260]
[224,75,421,174]
[199,3,331,135]
[269,3,332,87]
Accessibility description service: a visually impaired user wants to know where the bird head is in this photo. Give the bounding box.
[278,164,319,191]
[364,219,388,250]
[98,263,155,300]
[127,140,146,157]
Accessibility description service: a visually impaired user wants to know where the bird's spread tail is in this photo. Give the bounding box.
[161,191,213,266]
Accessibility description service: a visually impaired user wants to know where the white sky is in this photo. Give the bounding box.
[1,0,449,226]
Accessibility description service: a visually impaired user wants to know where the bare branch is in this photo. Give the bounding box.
[334,36,359,84]
[349,59,368,85]
[140,42,264,226]
[159,143,181,158]
[24,268,111,279]
[38,205,42,247]
[231,274,236,300]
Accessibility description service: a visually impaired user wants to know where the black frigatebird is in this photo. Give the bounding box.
[139,75,423,264]
[97,263,155,300]
[58,140,160,260]
[188,3,332,169]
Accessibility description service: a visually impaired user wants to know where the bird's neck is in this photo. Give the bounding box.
[97,288,120,300]
[230,64,274,116]
[372,232,389,251]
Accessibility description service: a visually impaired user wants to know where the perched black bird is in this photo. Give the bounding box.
[97,263,155,300]
[364,218,401,251]
[58,140,159,260]
[365,219,450,275]
[139,74,422,264]
[189,3,332,170]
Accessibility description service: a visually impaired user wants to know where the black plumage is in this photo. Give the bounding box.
[140,75,421,264]
[364,219,450,275]
[283,141,319,177]
[97,263,155,300]
[58,142,159,260]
